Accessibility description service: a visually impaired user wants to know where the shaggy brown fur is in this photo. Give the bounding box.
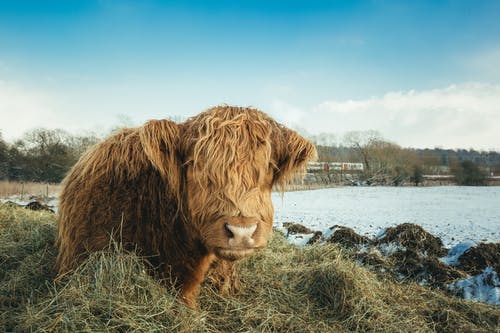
[56,105,316,307]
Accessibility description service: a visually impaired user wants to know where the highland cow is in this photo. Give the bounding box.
[56,106,316,307]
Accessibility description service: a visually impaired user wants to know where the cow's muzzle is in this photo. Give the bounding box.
[224,223,257,247]
[210,216,267,260]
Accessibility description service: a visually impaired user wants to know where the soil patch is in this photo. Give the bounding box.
[283,222,314,235]
[25,201,54,213]
[389,249,466,288]
[377,223,447,257]
[457,243,500,275]
[326,226,373,248]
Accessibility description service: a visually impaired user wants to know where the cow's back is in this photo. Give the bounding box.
[56,128,180,275]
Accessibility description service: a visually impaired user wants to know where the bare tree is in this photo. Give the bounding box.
[343,131,419,185]
[310,132,338,147]
[343,130,383,174]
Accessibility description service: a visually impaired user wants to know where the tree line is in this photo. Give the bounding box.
[312,130,499,186]
[0,129,100,183]
[1,128,498,186]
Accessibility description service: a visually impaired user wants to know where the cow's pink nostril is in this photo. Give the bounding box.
[225,223,258,241]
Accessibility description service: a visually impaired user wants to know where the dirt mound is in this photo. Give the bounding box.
[25,201,54,213]
[327,226,372,248]
[352,247,466,289]
[281,223,323,245]
[282,222,314,235]
[457,243,500,275]
[372,224,465,288]
[377,223,447,257]
[389,249,466,288]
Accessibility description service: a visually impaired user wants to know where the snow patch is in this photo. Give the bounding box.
[376,227,388,239]
[378,242,406,257]
[322,226,335,240]
[449,267,500,306]
[287,233,314,247]
[0,196,30,206]
[439,241,475,267]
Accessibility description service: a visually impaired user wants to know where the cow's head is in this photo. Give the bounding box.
[140,106,316,261]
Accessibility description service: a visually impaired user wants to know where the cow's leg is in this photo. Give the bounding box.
[180,253,216,308]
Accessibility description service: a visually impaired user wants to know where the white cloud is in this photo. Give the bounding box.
[2,79,499,151]
[0,80,127,140]
[268,99,306,126]
[292,83,500,150]
[0,81,61,140]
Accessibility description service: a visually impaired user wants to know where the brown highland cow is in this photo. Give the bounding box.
[56,105,316,307]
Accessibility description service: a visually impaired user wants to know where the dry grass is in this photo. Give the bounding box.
[0,203,498,332]
[0,181,61,200]
[2,180,338,198]
[277,183,340,192]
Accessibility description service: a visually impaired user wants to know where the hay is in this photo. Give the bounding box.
[0,203,57,332]
[26,251,205,332]
[1,203,499,332]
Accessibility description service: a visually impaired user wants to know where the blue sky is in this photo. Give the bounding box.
[1,0,500,149]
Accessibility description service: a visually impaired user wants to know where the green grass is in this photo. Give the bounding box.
[1,203,498,332]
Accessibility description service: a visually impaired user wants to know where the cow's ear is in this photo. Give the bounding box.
[139,119,181,196]
[273,127,317,189]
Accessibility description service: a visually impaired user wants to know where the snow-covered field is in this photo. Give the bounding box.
[273,186,500,248]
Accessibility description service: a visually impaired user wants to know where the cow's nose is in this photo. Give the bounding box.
[225,223,257,247]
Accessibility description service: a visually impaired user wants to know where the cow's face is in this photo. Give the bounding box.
[180,107,316,261]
